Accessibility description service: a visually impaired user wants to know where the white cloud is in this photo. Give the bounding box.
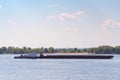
[59,13,76,21]
[0,4,2,9]
[8,20,16,24]
[112,22,120,28]
[102,19,120,29]
[47,16,55,20]
[73,11,85,16]
[59,10,85,21]
[47,10,85,21]
[63,27,80,32]
[102,19,112,29]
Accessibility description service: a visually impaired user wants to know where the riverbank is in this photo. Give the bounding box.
[0,45,120,54]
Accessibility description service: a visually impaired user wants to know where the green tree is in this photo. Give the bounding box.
[48,47,54,53]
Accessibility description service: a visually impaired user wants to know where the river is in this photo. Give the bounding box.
[0,54,120,80]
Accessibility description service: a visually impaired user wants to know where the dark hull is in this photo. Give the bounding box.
[14,55,113,59]
[40,55,113,59]
[14,56,40,59]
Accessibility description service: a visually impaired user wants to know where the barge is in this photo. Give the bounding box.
[14,53,39,59]
[14,53,113,59]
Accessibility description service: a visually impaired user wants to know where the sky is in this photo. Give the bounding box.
[0,0,120,48]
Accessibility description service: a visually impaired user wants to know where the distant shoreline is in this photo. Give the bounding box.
[0,45,120,54]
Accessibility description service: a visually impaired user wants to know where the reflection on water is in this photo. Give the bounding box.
[0,54,120,80]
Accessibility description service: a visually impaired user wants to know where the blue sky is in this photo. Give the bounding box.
[0,0,120,48]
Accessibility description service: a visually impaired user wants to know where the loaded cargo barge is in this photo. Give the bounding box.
[14,53,113,59]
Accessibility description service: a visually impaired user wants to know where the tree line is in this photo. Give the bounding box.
[0,45,120,54]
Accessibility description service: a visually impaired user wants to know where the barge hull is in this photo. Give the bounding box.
[14,55,113,59]
[40,55,113,59]
[14,56,40,59]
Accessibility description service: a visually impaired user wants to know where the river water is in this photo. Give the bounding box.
[0,54,120,80]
